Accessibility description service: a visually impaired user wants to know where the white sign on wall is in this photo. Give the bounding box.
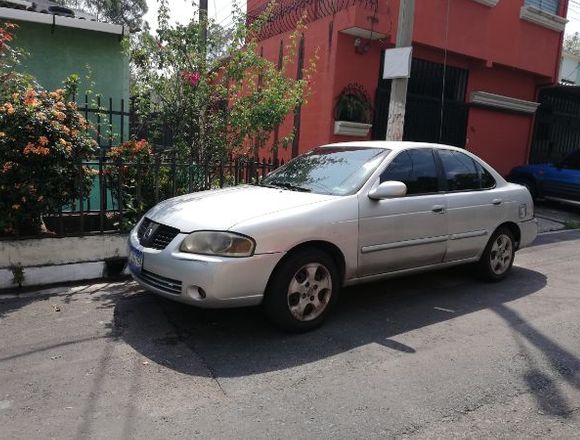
[382,47,413,79]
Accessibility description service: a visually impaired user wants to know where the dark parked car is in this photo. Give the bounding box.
[508,149,580,206]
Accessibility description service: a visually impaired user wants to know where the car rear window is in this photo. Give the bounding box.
[380,149,439,195]
[437,149,496,191]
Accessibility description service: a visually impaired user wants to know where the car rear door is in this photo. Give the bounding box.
[357,148,448,277]
[436,149,500,261]
[542,151,580,203]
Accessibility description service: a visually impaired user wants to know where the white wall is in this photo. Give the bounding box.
[0,234,128,289]
[560,52,580,85]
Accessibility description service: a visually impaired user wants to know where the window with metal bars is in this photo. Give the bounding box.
[524,0,560,15]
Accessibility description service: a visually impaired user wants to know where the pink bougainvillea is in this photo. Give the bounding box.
[181,70,201,87]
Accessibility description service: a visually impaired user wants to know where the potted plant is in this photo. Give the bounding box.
[334,83,373,136]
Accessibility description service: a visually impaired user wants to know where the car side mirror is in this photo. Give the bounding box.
[368,181,407,200]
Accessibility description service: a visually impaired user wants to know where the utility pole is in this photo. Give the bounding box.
[386,0,415,141]
[200,0,208,52]
[198,0,209,163]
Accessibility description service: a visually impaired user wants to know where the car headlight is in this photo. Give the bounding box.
[180,231,255,257]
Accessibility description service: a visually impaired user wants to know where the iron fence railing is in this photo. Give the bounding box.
[36,155,279,238]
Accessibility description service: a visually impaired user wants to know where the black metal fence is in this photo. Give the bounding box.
[43,154,278,237]
[530,87,580,164]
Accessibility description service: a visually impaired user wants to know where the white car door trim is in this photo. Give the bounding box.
[361,234,448,254]
[449,230,488,241]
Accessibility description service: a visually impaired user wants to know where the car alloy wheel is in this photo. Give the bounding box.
[287,263,332,322]
[475,226,516,282]
[489,234,513,276]
[264,248,340,332]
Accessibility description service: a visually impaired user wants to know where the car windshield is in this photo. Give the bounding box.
[261,147,390,196]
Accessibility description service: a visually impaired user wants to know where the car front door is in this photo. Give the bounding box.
[358,148,448,277]
[542,150,580,203]
[436,149,501,261]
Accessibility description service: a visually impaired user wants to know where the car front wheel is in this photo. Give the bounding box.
[264,249,340,332]
[476,227,516,282]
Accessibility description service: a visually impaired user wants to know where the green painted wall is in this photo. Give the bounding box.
[10,21,129,111]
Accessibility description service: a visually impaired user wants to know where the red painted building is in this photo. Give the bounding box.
[247,0,568,175]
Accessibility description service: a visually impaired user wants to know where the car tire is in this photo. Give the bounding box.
[475,227,516,282]
[263,249,340,332]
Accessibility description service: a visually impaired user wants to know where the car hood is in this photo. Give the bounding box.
[144,185,337,232]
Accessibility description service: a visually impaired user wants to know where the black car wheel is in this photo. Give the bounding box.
[264,249,340,332]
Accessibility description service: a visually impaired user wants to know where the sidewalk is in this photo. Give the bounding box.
[535,201,580,233]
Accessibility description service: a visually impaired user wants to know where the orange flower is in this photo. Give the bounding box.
[38,136,49,146]
[54,111,66,121]
[108,146,122,158]
[1,162,14,173]
[35,112,47,121]
[3,103,14,114]
[23,143,50,156]
[24,88,39,107]
[132,139,148,153]
[0,131,5,138]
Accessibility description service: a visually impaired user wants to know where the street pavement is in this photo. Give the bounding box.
[1,230,579,439]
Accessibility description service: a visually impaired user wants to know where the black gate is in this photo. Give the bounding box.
[529,86,580,164]
[373,57,469,148]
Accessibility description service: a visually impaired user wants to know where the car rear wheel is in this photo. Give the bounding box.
[264,249,340,332]
[475,227,516,282]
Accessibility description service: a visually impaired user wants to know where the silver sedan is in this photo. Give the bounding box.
[128,142,537,331]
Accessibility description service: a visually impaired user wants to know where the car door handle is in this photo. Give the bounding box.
[432,205,446,213]
[492,198,503,206]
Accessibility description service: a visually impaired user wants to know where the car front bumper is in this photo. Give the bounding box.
[518,217,538,249]
[128,230,284,308]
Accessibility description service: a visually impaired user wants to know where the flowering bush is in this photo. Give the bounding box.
[0,22,97,236]
[0,87,97,236]
[106,139,158,231]
[130,1,317,164]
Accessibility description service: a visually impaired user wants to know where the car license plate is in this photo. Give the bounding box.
[128,245,143,274]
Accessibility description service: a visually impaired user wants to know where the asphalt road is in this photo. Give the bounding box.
[1,230,580,439]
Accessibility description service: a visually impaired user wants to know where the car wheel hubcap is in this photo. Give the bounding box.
[287,263,332,322]
[490,234,513,275]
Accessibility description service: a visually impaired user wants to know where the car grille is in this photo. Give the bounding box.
[138,269,182,295]
[137,218,180,250]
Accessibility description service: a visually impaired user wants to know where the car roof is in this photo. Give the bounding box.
[321,141,465,152]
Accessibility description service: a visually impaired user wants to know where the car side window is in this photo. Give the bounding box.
[474,161,496,189]
[561,151,580,170]
[380,149,439,195]
[438,150,480,191]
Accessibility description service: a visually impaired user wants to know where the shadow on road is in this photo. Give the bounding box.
[493,303,580,418]
[117,266,549,379]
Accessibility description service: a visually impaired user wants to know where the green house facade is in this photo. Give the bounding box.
[0,6,129,113]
